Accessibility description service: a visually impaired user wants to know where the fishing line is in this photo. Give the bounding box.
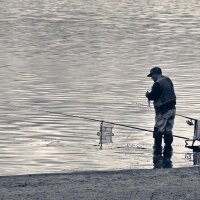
[135,102,198,121]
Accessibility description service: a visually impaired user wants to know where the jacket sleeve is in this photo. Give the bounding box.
[146,82,162,101]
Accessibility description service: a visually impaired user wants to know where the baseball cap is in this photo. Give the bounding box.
[147,67,162,77]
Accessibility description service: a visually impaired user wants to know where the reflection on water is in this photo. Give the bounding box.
[0,0,200,175]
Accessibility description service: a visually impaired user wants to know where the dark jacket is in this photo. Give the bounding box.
[146,75,176,114]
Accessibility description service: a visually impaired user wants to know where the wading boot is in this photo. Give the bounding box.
[153,155,163,169]
[163,157,172,168]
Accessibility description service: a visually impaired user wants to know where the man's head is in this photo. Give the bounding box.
[147,67,162,81]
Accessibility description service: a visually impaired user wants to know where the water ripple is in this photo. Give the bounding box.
[0,0,199,175]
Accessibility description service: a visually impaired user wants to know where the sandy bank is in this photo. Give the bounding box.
[0,167,200,200]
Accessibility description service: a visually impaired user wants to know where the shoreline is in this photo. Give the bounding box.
[0,167,200,200]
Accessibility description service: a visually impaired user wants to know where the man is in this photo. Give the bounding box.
[145,67,176,168]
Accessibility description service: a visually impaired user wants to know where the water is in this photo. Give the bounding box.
[0,0,200,175]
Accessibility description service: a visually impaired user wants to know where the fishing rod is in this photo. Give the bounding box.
[10,104,189,140]
[175,113,197,121]
[40,109,190,140]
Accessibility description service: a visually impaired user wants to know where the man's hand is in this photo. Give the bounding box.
[145,91,150,98]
